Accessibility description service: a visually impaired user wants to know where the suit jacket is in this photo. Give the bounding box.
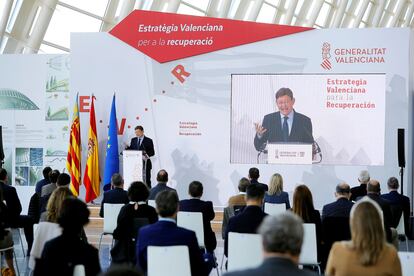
[224,205,267,256]
[35,178,50,195]
[254,110,313,151]
[148,183,175,200]
[0,181,22,225]
[129,136,154,169]
[250,180,268,192]
[41,183,56,197]
[224,257,317,276]
[264,191,291,209]
[366,194,393,242]
[99,188,129,217]
[136,220,207,276]
[179,198,217,252]
[381,190,410,234]
[321,197,354,220]
[228,194,246,207]
[350,184,367,201]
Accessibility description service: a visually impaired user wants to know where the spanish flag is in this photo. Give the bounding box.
[67,94,81,196]
[83,95,100,202]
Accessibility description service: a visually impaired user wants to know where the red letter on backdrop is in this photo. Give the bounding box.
[171,65,191,83]
[117,118,126,135]
[79,96,90,112]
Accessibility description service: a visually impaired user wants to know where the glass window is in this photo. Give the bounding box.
[38,43,69,54]
[59,0,109,16]
[257,4,276,23]
[182,0,209,11]
[44,4,102,49]
[177,4,205,16]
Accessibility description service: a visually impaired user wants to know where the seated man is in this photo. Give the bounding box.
[35,167,52,195]
[224,183,267,256]
[179,181,217,252]
[40,170,60,197]
[224,213,317,276]
[322,183,353,220]
[99,173,129,217]
[248,167,268,192]
[350,170,370,201]
[148,169,175,200]
[40,173,71,214]
[228,177,249,207]
[136,190,207,276]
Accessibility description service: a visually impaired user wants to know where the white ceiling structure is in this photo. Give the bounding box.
[0,0,413,54]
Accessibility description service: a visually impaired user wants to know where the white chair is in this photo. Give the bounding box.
[398,252,414,276]
[396,214,409,251]
[148,200,156,208]
[299,223,321,274]
[98,203,124,251]
[73,264,85,276]
[177,211,205,247]
[0,246,19,276]
[264,203,286,216]
[227,232,262,272]
[29,221,62,270]
[148,246,191,276]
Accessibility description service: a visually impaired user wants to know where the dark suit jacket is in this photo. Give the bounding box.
[136,220,207,276]
[99,188,129,217]
[264,191,291,209]
[224,205,267,256]
[148,183,175,200]
[250,180,268,192]
[350,184,367,201]
[224,257,317,276]
[321,198,354,220]
[129,136,154,169]
[0,181,22,225]
[179,198,217,252]
[366,194,393,242]
[35,178,50,195]
[254,110,313,151]
[381,191,410,234]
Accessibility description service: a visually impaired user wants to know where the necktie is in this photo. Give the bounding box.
[282,116,289,142]
[138,138,142,147]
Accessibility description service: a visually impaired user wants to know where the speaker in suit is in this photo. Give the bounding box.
[99,187,129,217]
[179,198,217,252]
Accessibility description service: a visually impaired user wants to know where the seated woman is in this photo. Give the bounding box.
[326,199,401,276]
[111,181,158,264]
[264,173,290,209]
[40,187,72,222]
[34,198,100,276]
[0,189,15,275]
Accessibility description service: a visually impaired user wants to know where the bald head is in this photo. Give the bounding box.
[367,179,381,194]
[335,182,351,199]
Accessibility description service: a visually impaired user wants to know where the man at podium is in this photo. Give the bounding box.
[128,125,155,188]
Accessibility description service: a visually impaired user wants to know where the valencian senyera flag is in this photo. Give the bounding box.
[84,95,101,203]
[66,93,81,196]
[103,94,119,191]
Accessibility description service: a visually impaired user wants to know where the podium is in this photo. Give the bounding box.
[267,143,312,165]
[123,150,142,190]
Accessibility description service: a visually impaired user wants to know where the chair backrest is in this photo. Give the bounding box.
[264,203,286,216]
[148,200,156,208]
[398,252,414,276]
[396,213,406,235]
[299,223,318,265]
[177,211,205,247]
[103,203,124,233]
[73,264,85,276]
[322,216,351,251]
[148,246,191,276]
[227,232,262,272]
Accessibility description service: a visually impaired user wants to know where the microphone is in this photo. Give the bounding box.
[257,142,267,164]
[312,141,322,163]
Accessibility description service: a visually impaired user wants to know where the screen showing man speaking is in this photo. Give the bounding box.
[230,74,386,165]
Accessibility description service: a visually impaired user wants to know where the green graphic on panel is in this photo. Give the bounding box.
[0,89,40,110]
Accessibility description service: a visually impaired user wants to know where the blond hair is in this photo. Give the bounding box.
[268,173,283,196]
[46,187,73,223]
[349,199,385,266]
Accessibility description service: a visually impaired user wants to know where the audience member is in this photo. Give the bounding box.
[0,168,34,255]
[148,169,175,200]
[381,177,410,234]
[264,173,290,209]
[34,198,101,276]
[325,199,401,276]
[321,183,353,220]
[180,181,217,252]
[111,181,158,264]
[35,167,52,195]
[0,187,16,275]
[248,167,268,191]
[99,173,129,218]
[40,187,73,222]
[99,265,143,276]
[224,213,317,276]
[365,180,394,243]
[224,183,267,256]
[228,177,249,207]
[40,170,60,197]
[350,170,370,201]
[40,173,71,214]
[136,190,207,275]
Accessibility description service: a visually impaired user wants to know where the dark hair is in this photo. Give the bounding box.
[188,181,203,197]
[156,169,168,183]
[57,198,89,233]
[128,181,149,202]
[42,167,52,180]
[57,173,71,187]
[292,185,315,223]
[0,168,7,181]
[367,180,381,194]
[387,177,399,190]
[99,265,143,276]
[238,177,250,192]
[155,190,179,217]
[49,170,60,183]
[248,167,260,180]
[111,173,124,187]
[246,183,265,201]
[135,125,144,131]
[275,87,294,100]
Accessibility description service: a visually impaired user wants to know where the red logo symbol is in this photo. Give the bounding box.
[321,42,332,70]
